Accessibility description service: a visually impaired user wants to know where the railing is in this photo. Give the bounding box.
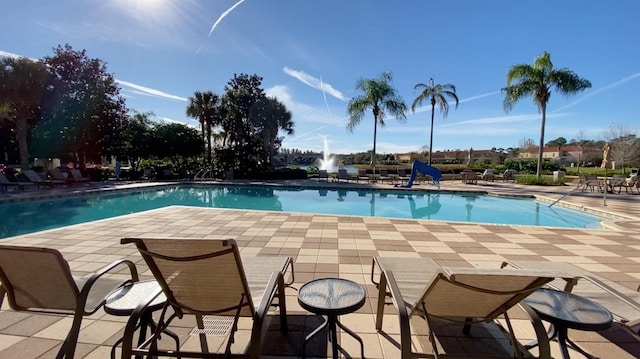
[193,169,210,181]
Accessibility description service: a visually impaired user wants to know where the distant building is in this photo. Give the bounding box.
[518,146,600,166]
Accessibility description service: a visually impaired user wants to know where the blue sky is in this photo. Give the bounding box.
[1,0,638,155]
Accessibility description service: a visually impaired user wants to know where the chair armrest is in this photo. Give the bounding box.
[519,302,552,359]
[379,269,412,358]
[255,271,281,320]
[77,259,139,314]
[250,271,282,357]
[580,275,640,313]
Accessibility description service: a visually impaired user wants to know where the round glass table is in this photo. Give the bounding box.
[523,288,613,359]
[297,277,366,359]
[104,280,179,358]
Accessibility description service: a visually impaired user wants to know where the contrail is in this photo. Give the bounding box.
[320,76,333,116]
[552,72,640,113]
[208,0,247,37]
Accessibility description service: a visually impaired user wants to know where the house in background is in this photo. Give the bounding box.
[518,146,601,167]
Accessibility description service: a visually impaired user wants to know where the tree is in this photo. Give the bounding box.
[0,57,52,169]
[347,71,407,175]
[32,44,127,166]
[250,96,294,169]
[606,123,640,172]
[519,138,536,150]
[411,78,459,165]
[115,111,155,171]
[150,122,203,163]
[545,136,567,147]
[186,91,221,166]
[220,73,267,176]
[503,51,591,177]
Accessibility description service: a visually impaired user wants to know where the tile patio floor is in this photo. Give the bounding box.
[0,178,639,358]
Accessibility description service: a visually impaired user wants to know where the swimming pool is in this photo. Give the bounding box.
[0,185,602,238]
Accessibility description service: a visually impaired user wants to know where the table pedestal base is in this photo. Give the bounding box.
[526,324,600,359]
[302,314,364,359]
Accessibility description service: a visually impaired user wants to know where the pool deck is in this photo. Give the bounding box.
[0,178,639,358]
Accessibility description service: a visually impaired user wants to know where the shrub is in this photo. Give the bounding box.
[249,168,308,180]
[515,175,565,186]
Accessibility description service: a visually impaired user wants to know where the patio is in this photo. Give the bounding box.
[0,179,639,358]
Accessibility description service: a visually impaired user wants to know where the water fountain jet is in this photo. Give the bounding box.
[317,136,336,171]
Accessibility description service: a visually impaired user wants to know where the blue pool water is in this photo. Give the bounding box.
[0,185,602,238]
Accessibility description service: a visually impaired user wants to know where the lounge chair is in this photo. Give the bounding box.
[0,245,138,359]
[335,168,349,182]
[49,167,73,183]
[70,169,90,183]
[0,173,34,192]
[318,169,329,181]
[481,169,495,182]
[579,174,602,192]
[23,169,65,188]
[119,237,293,359]
[379,169,393,184]
[502,260,640,341]
[464,171,478,185]
[371,257,561,359]
[357,169,370,182]
[613,174,637,194]
[397,167,410,183]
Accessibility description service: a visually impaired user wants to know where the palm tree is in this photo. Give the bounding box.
[186,91,221,165]
[347,71,407,176]
[503,51,591,178]
[411,78,459,166]
[250,96,294,169]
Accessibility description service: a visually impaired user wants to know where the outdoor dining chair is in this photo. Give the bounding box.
[0,245,139,359]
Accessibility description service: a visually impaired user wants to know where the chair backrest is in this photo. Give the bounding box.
[358,169,367,177]
[397,168,407,176]
[337,169,348,179]
[0,245,79,312]
[23,170,44,183]
[0,173,11,184]
[318,169,328,178]
[380,169,389,176]
[49,167,68,180]
[71,169,85,180]
[411,267,554,321]
[121,238,255,317]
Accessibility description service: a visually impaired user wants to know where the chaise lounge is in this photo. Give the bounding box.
[502,260,640,341]
[0,245,139,359]
[119,237,293,359]
[371,257,563,358]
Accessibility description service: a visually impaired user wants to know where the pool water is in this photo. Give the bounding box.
[0,185,602,238]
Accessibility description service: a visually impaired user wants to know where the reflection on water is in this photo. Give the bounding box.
[0,185,601,238]
[408,194,441,219]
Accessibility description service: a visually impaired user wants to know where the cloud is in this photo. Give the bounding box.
[552,72,640,113]
[411,90,501,114]
[265,85,345,125]
[446,113,543,126]
[283,67,348,101]
[209,0,247,37]
[116,80,188,102]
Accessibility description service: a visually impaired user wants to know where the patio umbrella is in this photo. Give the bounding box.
[601,143,611,168]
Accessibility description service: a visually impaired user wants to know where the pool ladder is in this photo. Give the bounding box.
[194,169,211,181]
